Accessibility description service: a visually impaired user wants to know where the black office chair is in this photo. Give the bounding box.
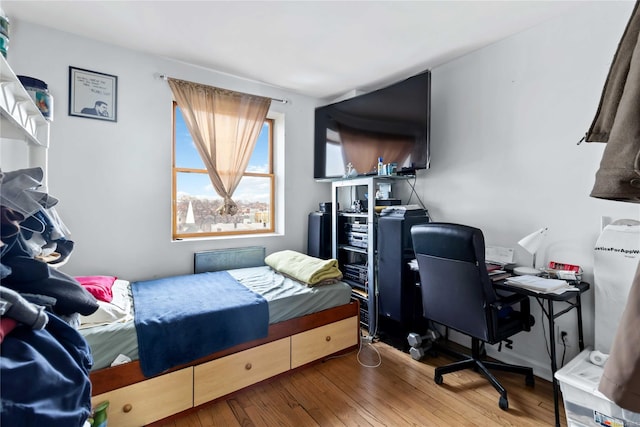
[410,222,535,410]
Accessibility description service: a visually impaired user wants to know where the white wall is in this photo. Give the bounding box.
[5,19,331,282]
[410,1,640,379]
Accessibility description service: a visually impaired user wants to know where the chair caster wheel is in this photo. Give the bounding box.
[434,374,443,385]
[525,373,535,387]
[499,396,509,410]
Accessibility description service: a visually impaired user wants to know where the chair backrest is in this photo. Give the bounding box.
[411,223,497,341]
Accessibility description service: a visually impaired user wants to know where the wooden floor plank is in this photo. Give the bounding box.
[196,400,241,427]
[283,367,352,426]
[161,339,567,427]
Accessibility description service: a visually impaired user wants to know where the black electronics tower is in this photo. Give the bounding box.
[377,208,430,339]
[307,212,332,259]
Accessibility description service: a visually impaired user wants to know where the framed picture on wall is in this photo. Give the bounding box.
[68,66,118,122]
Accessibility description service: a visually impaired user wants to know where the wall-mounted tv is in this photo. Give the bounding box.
[314,70,431,180]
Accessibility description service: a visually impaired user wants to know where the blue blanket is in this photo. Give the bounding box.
[132,271,269,377]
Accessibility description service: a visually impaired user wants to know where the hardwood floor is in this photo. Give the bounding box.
[156,339,566,427]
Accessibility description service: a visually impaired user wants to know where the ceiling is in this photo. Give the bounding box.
[3,1,583,100]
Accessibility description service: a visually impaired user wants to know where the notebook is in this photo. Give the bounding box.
[505,275,570,293]
[486,263,503,272]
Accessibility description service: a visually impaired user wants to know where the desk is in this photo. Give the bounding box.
[494,280,590,427]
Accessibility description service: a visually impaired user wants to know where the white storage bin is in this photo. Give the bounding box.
[555,349,640,427]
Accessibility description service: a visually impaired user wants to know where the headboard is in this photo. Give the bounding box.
[194,246,266,274]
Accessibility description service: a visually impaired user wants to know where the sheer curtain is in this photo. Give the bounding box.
[168,78,271,215]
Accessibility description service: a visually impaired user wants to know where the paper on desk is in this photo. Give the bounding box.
[485,246,514,266]
[549,286,579,295]
[505,275,571,293]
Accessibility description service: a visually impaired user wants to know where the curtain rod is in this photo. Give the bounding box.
[158,74,289,104]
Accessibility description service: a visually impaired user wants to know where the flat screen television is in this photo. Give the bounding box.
[314,70,430,180]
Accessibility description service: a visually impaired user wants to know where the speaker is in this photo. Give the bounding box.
[307,212,331,259]
[377,210,429,326]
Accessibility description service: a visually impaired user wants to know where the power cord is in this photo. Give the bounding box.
[322,331,380,367]
[357,333,382,368]
[560,331,568,367]
[535,298,553,360]
[535,297,570,367]
[405,176,429,212]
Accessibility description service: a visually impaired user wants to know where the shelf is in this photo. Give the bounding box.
[351,288,368,299]
[316,174,415,184]
[0,54,49,147]
[338,244,368,254]
[338,211,368,219]
[0,54,50,191]
[331,174,429,338]
[346,280,368,294]
[332,176,380,336]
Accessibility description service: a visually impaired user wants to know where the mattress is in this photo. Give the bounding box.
[79,266,352,371]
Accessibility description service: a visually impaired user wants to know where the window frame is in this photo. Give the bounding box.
[172,102,275,239]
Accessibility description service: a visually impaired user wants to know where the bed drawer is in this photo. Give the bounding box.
[91,367,192,427]
[291,316,358,368]
[193,337,290,406]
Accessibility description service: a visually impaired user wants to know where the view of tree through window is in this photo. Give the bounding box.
[172,104,274,238]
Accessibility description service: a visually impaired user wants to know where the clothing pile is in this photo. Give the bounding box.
[585,0,640,412]
[0,167,98,427]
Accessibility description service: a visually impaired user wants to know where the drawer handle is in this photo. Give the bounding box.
[326,335,331,342]
[245,363,252,370]
[123,403,133,413]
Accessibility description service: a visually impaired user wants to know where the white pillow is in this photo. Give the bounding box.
[79,280,132,328]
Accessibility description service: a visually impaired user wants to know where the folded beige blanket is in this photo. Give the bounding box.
[265,250,343,287]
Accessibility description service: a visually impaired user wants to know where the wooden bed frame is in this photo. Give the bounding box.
[89,247,360,427]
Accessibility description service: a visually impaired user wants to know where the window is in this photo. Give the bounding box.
[172,103,274,239]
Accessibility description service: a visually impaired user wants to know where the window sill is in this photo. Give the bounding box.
[172,232,283,243]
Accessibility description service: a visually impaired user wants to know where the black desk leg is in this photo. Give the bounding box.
[547,299,561,427]
[577,293,585,351]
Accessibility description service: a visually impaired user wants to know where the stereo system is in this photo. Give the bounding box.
[344,263,368,286]
[349,290,369,328]
[346,232,368,249]
[344,222,368,249]
[344,222,367,232]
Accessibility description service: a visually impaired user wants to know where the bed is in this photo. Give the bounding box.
[83,247,360,427]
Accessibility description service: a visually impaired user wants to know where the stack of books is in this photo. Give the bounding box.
[505,275,572,294]
[488,269,511,282]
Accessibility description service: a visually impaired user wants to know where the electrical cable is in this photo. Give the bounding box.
[405,176,428,212]
[322,329,381,367]
[534,298,552,360]
[356,335,382,368]
[534,297,570,367]
[560,333,567,367]
[356,276,381,368]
